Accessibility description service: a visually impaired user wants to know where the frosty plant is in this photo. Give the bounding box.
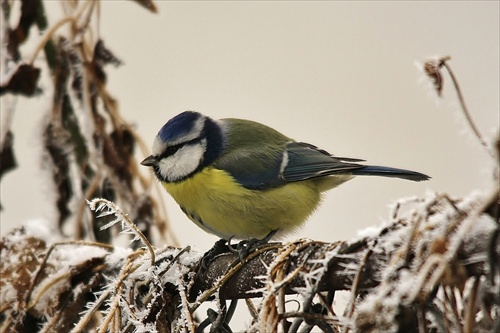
[89,198,156,266]
[2,187,497,332]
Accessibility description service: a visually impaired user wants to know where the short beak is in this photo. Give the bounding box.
[141,155,158,167]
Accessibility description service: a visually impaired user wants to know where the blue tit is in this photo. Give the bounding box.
[141,111,429,240]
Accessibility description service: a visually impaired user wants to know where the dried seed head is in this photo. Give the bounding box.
[423,56,451,96]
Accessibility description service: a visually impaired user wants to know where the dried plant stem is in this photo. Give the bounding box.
[75,172,103,240]
[27,272,72,310]
[464,277,480,333]
[399,212,422,265]
[40,309,65,333]
[280,311,339,323]
[443,286,462,333]
[178,278,197,333]
[70,285,113,333]
[90,198,156,266]
[417,305,428,333]
[246,299,259,319]
[440,59,493,157]
[317,292,336,318]
[100,299,120,333]
[76,0,97,40]
[29,0,96,66]
[114,306,122,332]
[80,254,142,333]
[28,16,74,65]
[343,248,373,333]
[0,301,13,314]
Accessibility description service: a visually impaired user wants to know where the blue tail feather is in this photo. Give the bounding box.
[351,165,430,182]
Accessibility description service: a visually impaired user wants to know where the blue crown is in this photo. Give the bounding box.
[157,111,202,142]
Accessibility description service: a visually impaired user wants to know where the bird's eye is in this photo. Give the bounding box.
[160,138,201,159]
[164,145,181,157]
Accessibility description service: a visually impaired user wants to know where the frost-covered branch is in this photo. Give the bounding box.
[1,188,498,332]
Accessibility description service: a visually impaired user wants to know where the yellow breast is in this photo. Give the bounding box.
[163,167,323,239]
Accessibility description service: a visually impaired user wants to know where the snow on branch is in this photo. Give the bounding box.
[1,187,498,332]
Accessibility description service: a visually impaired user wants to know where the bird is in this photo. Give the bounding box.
[141,111,429,241]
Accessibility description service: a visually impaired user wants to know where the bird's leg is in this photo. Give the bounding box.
[235,229,278,262]
[200,229,278,269]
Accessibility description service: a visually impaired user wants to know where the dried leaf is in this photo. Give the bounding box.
[0,131,17,184]
[6,0,41,60]
[423,56,451,97]
[423,60,444,96]
[43,124,73,228]
[1,229,108,332]
[0,63,41,96]
[93,39,122,66]
[129,0,158,13]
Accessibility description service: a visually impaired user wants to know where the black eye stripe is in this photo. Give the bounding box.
[160,138,201,159]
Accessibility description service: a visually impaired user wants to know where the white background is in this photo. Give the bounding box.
[2,1,499,252]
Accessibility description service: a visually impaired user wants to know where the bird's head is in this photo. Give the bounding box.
[141,111,224,182]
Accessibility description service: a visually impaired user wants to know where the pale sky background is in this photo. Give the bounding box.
[1,1,499,254]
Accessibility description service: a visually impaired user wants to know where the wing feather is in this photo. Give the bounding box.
[283,142,364,182]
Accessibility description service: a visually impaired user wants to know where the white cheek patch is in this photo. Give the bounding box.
[157,140,207,182]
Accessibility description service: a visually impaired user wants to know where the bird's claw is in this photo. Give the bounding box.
[229,229,278,263]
